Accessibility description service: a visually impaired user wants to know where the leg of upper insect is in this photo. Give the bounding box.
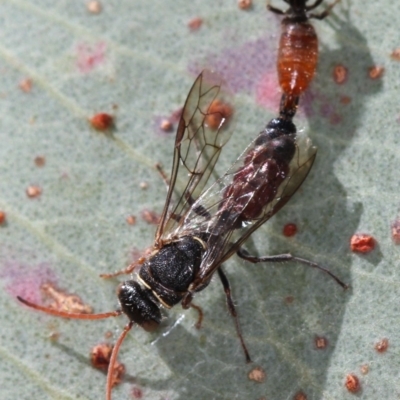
[217,267,252,363]
[266,1,285,15]
[236,248,348,289]
[305,0,325,11]
[309,0,341,20]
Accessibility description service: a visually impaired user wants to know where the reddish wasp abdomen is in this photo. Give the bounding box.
[222,118,296,223]
[278,20,318,109]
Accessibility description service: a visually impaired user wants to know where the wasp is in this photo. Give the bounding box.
[268,0,341,117]
[18,70,346,400]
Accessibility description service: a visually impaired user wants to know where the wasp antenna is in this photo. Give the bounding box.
[106,321,134,400]
[17,296,122,320]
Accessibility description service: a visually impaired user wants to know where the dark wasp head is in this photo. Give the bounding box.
[117,281,161,332]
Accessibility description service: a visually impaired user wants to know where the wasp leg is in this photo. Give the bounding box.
[305,0,325,11]
[190,303,204,329]
[266,1,285,15]
[236,247,348,289]
[309,0,340,20]
[155,163,170,188]
[217,267,252,363]
[100,255,148,278]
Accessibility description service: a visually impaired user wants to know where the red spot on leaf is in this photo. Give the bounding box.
[350,233,375,253]
[76,42,106,73]
[283,223,297,237]
[90,113,114,131]
[345,373,360,393]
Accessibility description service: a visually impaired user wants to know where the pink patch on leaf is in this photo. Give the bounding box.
[76,42,106,73]
[188,35,277,96]
[255,71,281,112]
[0,261,57,304]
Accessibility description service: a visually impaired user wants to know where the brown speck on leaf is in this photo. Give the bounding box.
[340,95,351,105]
[160,118,173,132]
[238,0,252,10]
[126,215,137,226]
[41,283,93,314]
[248,366,266,383]
[368,66,384,80]
[345,373,360,393]
[0,211,6,225]
[48,331,60,341]
[131,386,143,399]
[26,185,42,198]
[141,209,160,225]
[104,331,113,339]
[19,78,32,93]
[188,17,203,31]
[314,335,328,349]
[89,113,114,131]
[333,64,348,84]
[375,338,389,353]
[391,220,400,244]
[34,156,46,167]
[360,364,369,375]
[91,343,113,370]
[350,233,375,253]
[91,343,125,387]
[87,0,102,14]
[284,295,294,305]
[390,48,400,61]
[293,391,307,400]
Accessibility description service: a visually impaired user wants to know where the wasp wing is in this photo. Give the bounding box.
[155,70,235,245]
[180,128,316,286]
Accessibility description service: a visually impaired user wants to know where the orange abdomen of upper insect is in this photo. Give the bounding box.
[277,19,318,97]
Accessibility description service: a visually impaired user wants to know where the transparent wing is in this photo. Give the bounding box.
[180,128,317,287]
[155,70,235,245]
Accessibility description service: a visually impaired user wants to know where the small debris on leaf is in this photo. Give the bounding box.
[374,338,389,353]
[368,66,384,80]
[26,185,42,198]
[350,233,375,253]
[41,283,93,314]
[333,64,348,84]
[248,366,266,383]
[238,0,252,10]
[188,17,203,31]
[87,0,102,14]
[90,113,114,131]
[345,373,360,393]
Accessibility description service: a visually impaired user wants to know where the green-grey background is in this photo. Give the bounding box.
[0,0,399,399]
